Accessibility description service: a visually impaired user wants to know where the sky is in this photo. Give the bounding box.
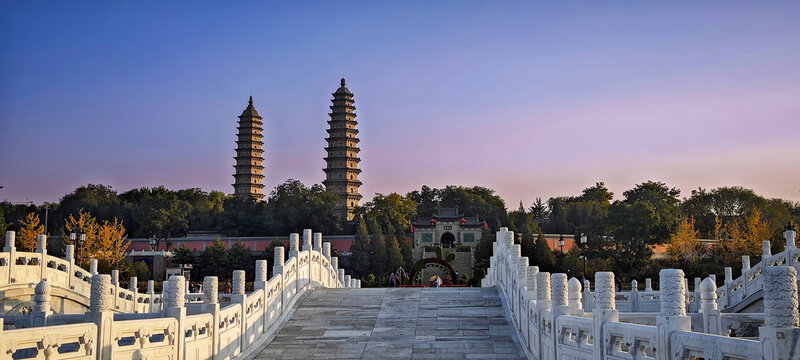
[1,1,799,207]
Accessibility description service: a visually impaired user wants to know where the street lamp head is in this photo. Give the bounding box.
[558,238,565,247]
[79,233,86,242]
[69,232,76,241]
[581,233,587,244]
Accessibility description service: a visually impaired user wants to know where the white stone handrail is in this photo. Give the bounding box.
[482,227,800,360]
[570,228,799,315]
[0,229,360,360]
[0,232,162,314]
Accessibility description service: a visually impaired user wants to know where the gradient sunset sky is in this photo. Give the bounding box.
[1,1,799,205]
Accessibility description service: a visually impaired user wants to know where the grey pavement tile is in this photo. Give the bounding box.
[258,287,524,359]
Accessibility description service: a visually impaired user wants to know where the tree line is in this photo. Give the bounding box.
[2,180,797,286]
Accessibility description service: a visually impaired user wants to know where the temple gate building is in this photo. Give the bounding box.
[411,207,484,250]
[322,78,362,221]
[232,96,265,201]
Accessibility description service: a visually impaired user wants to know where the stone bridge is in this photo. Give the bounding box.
[1,227,799,359]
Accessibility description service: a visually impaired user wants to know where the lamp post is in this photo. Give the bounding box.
[70,232,86,265]
[558,234,565,271]
[580,233,587,280]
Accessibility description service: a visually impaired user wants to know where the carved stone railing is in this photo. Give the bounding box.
[0,229,359,360]
[1,232,163,314]
[483,227,799,360]
[569,226,799,315]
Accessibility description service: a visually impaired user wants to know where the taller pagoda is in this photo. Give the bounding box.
[322,78,362,221]
[232,96,265,201]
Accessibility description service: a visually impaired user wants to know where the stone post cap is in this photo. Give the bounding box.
[568,277,582,293]
[255,260,268,282]
[90,274,113,312]
[232,270,246,295]
[659,269,686,317]
[322,242,331,258]
[551,273,568,306]
[203,276,218,304]
[595,272,615,310]
[536,272,551,301]
[763,266,799,328]
[313,232,323,250]
[166,275,186,308]
[274,246,285,266]
[4,231,15,250]
[303,229,312,249]
[289,233,299,252]
[36,234,47,253]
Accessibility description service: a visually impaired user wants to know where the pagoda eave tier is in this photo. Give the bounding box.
[322,178,363,185]
[323,156,361,162]
[329,104,356,110]
[236,140,264,146]
[238,114,263,120]
[327,114,357,119]
[233,157,264,162]
[233,171,265,178]
[236,121,263,127]
[324,146,360,152]
[233,165,265,172]
[232,184,265,189]
[324,136,359,143]
[326,128,359,135]
[322,168,362,174]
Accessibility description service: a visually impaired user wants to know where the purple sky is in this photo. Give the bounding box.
[1,1,799,206]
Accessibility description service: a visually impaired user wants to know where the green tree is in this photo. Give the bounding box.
[228,240,254,280]
[473,226,495,269]
[356,193,417,237]
[407,185,439,219]
[529,197,549,223]
[220,197,269,236]
[56,184,121,231]
[407,185,509,231]
[385,234,404,274]
[171,244,197,269]
[121,186,190,250]
[369,226,387,276]
[533,231,555,272]
[199,238,228,280]
[398,233,414,269]
[0,206,8,235]
[350,219,371,278]
[606,201,658,281]
[265,179,341,235]
[130,261,151,281]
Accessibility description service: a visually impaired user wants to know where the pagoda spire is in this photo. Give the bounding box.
[322,78,362,221]
[232,96,265,201]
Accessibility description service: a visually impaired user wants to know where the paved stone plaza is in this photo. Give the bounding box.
[255,287,526,359]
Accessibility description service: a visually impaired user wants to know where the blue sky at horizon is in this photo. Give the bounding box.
[1,1,799,206]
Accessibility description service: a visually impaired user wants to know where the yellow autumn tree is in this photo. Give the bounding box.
[17,212,44,252]
[667,216,703,264]
[62,209,99,268]
[96,218,130,271]
[714,208,772,265]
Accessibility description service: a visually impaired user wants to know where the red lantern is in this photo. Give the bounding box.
[460,218,466,224]
[430,218,436,224]
[482,221,487,229]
